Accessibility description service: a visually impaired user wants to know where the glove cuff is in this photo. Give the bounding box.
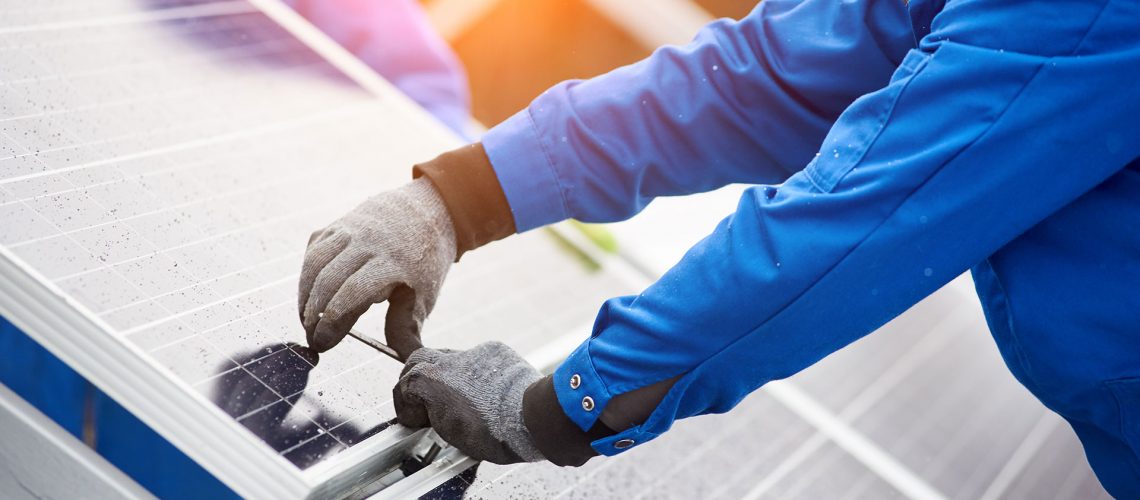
[504,373,547,463]
[413,143,516,260]
[521,375,614,466]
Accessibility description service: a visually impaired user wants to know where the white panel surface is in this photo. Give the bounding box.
[0,1,631,497]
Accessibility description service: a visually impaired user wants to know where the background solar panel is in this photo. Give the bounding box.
[0,0,631,476]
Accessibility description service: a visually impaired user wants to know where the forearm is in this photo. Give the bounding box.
[480,0,914,230]
[413,0,915,245]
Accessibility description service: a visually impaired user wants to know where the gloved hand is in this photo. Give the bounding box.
[393,342,545,464]
[298,178,456,357]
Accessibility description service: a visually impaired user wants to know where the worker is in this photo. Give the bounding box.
[297,0,1140,496]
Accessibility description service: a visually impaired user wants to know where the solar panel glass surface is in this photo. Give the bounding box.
[0,0,630,472]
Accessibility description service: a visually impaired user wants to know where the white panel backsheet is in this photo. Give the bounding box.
[0,0,629,472]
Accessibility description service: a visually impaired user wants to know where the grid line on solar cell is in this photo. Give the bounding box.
[23,180,313,274]
[0,103,374,184]
[0,38,308,116]
[118,273,293,334]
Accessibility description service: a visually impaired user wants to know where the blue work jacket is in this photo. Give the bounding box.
[482,0,1140,494]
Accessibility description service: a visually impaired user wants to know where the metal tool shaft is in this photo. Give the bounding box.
[347,329,402,361]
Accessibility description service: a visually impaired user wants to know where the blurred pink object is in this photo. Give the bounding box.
[285,0,472,138]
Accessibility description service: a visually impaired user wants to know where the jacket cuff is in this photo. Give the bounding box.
[522,375,613,467]
[548,340,669,457]
[482,110,570,231]
[412,143,516,259]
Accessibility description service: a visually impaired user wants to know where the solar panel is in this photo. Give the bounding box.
[0,0,632,496]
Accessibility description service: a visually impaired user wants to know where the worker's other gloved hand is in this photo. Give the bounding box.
[393,342,545,464]
[299,178,456,357]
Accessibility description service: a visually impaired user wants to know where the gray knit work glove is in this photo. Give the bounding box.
[394,342,546,464]
[299,178,457,357]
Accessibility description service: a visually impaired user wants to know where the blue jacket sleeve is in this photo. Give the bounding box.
[481,0,915,231]
[552,0,1140,455]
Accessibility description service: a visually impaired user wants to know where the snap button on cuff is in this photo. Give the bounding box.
[569,374,581,389]
[614,439,635,449]
[582,396,595,411]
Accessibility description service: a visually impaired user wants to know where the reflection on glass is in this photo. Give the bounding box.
[142,0,352,82]
[207,343,389,468]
